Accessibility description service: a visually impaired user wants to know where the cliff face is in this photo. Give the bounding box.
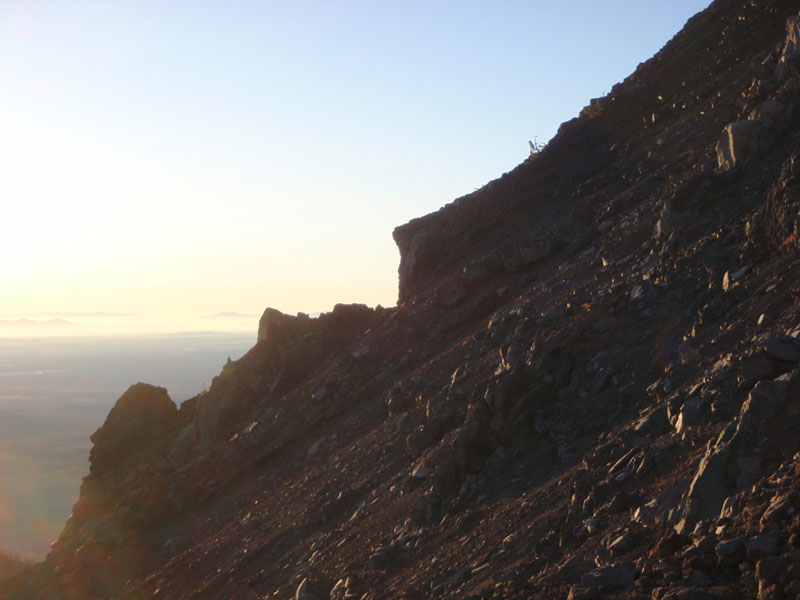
[4,1,800,599]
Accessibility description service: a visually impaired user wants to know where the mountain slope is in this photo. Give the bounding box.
[4,1,800,598]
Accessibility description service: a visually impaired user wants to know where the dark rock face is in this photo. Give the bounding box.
[88,383,177,476]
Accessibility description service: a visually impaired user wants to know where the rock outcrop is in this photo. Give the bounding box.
[88,382,177,476]
[257,307,313,344]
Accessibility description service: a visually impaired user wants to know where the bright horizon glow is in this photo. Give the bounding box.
[0,312,260,338]
[1,1,712,323]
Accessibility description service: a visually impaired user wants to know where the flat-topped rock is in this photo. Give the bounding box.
[257,307,313,344]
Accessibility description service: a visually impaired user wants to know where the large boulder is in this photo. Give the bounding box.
[678,371,800,532]
[716,120,762,171]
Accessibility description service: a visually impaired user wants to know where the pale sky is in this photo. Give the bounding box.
[1,1,711,324]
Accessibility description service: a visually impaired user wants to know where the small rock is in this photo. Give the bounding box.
[500,343,526,372]
[716,119,762,171]
[675,397,704,433]
[761,493,794,525]
[752,100,788,130]
[731,265,750,281]
[387,388,414,415]
[686,570,713,587]
[580,559,637,589]
[584,517,601,536]
[411,463,432,479]
[636,453,656,477]
[633,501,658,526]
[722,271,732,292]
[716,536,746,557]
[351,345,370,359]
[295,577,323,600]
[719,496,738,519]
[739,353,775,389]
[608,535,632,555]
[306,509,324,526]
[307,440,321,457]
[406,425,437,457]
[450,566,472,586]
[634,406,671,436]
[329,578,345,598]
[684,536,716,558]
[755,557,791,599]
[747,531,780,556]
[567,585,599,600]
[659,588,715,600]
[471,563,490,576]
[764,337,800,363]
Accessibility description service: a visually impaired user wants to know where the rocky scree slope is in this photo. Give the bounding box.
[4,0,800,598]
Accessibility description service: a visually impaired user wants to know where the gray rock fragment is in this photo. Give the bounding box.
[580,559,637,588]
[716,120,762,171]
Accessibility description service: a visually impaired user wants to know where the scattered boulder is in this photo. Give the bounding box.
[755,556,792,600]
[407,425,439,457]
[764,337,800,363]
[751,100,788,130]
[747,531,780,557]
[675,397,705,433]
[580,559,637,589]
[716,120,762,171]
[634,406,672,437]
[739,352,776,389]
[295,578,325,600]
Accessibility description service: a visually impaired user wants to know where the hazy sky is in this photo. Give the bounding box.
[1,1,711,320]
